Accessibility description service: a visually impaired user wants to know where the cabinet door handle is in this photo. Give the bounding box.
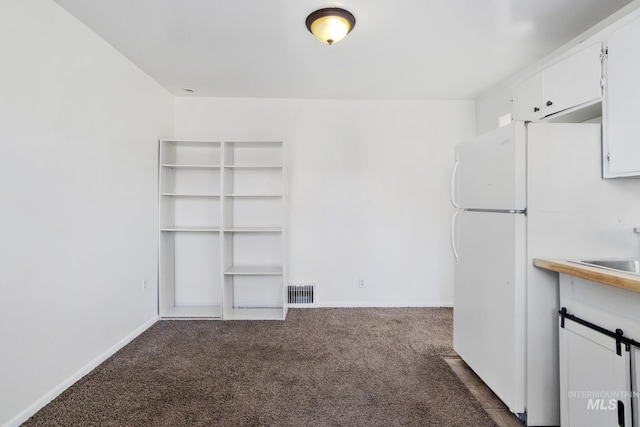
[618,400,625,427]
[533,107,540,112]
[546,100,553,106]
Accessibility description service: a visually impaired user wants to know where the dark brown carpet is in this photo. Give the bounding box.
[24,308,496,426]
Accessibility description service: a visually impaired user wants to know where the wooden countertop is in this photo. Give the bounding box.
[534,258,640,294]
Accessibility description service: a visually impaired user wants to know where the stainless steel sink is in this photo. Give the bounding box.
[575,258,640,276]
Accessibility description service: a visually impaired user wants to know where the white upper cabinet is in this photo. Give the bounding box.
[603,15,640,178]
[543,42,603,116]
[512,42,603,121]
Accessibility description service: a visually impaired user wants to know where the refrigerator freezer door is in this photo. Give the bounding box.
[453,122,526,211]
[453,210,526,414]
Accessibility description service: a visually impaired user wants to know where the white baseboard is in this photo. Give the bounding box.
[4,316,159,427]
[313,301,454,308]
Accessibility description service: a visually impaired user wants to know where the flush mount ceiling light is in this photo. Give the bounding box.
[305,7,356,45]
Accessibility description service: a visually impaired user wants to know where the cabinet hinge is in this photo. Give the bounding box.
[600,77,605,90]
[600,47,608,62]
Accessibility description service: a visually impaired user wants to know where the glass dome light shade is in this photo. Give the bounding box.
[306,8,355,45]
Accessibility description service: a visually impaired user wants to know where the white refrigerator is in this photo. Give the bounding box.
[451,121,640,426]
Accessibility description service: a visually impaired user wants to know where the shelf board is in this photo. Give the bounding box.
[224,194,282,198]
[223,165,282,169]
[160,226,220,232]
[224,265,283,275]
[160,193,220,197]
[160,139,221,144]
[161,164,221,169]
[223,141,281,147]
[223,307,285,321]
[223,227,281,233]
[161,305,222,319]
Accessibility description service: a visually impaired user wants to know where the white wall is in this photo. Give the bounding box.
[476,84,513,135]
[174,98,475,307]
[0,1,173,426]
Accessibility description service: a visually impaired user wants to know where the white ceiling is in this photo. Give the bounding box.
[52,0,633,100]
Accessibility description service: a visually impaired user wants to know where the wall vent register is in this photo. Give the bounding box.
[287,283,316,307]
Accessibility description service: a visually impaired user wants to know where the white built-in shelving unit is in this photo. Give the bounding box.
[159,140,287,320]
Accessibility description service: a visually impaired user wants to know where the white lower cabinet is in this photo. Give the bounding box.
[559,318,632,426]
[559,274,640,426]
[634,347,640,427]
[159,139,287,320]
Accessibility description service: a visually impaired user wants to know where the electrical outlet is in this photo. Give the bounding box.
[359,278,365,288]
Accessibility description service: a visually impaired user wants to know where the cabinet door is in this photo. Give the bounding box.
[559,319,632,427]
[512,72,544,121]
[603,16,640,178]
[543,42,603,117]
[633,347,640,427]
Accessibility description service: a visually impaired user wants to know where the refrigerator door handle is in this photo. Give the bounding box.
[451,157,460,208]
[450,210,460,262]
